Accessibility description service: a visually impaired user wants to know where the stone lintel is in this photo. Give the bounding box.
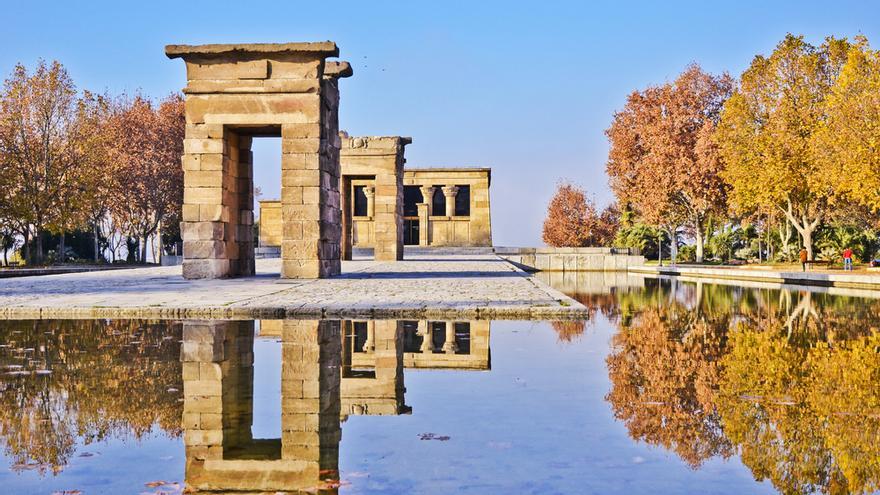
[339,133,412,156]
[166,42,339,59]
[324,61,353,79]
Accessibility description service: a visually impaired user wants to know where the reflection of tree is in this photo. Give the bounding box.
[0,319,183,475]
[605,281,880,493]
[551,293,620,343]
[718,321,880,495]
[605,305,733,467]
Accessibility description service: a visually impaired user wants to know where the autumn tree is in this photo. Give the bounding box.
[717,34,853,260]
[812,36,880,213]
[0,61,104,264]
[542,181,597,247]
[594,202,621,246]
[606,64,733,262]
[105,94,184,263]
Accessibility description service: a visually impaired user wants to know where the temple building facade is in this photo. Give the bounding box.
[259,166,492,250]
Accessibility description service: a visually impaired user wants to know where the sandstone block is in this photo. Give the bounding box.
[183,258,230,279]
[184,138,224,154]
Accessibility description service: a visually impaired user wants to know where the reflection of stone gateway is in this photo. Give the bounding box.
[182,320,341,492]
[167,42,352,279]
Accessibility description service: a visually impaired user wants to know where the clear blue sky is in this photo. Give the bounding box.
[4,1,878,245]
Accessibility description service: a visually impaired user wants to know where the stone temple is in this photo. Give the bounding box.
[260,161,493,253]
[168,41,492,278]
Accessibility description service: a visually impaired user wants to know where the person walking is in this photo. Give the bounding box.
[843,247,854,271]
[799,248,808,272]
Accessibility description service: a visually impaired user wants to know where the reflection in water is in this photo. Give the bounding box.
[1,282,878,494]
[182,320,343,493]
[593,279,880,495]
[0,318,490,493]
[184,318,490,493]
[0,320,182,475]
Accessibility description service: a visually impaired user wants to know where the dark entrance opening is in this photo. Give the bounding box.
[404,220,419,245]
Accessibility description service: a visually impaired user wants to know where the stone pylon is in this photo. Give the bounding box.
[166,42,352,279]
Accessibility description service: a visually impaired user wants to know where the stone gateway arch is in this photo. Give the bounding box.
[166,42,352,279]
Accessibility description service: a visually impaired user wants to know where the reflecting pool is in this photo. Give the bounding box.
[1,276,879,494]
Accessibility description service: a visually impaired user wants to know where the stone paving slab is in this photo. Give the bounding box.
[0,255,588,320]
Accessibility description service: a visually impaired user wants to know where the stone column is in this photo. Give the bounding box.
[364,185,375,218]
[442,186,459,217]
[418,186,434,247]
[418,320,433,353]
[180,128,242,279]
[280,67,345,278]
[419,186,435,216]
[442,321,458,354]
[363,320,375,353]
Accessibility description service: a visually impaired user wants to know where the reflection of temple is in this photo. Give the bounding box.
[400,320,491,370]
[341,320,408,417]
[183,319,491,492]
[261,319,491,371]
[182,320,341,492]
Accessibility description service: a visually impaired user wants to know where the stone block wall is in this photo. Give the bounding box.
[340,135,411,261]
[258,199,282,247]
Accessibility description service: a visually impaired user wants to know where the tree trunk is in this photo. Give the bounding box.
[35,229,43,265]
[781,200,820,261]
[802,227,814,260]
[695,229,704,263]
[157,220,163,265]
[22,230,30,265]
[94,221,100,263]
[141,232,149,264]
[59,233,66,263]
[657,234,663,266]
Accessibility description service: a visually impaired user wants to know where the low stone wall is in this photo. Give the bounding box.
[255,246,281,259]
[494,247,645,272]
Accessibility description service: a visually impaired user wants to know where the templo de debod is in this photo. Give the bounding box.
[168,41,492,279]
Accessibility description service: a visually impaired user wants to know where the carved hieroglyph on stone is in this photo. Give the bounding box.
[339,133,411,261]
[166,42,352,279]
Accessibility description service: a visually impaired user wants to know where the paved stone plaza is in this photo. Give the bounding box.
[0,255,586,319]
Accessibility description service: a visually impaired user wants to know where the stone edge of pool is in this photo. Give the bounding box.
[629,264,880,290]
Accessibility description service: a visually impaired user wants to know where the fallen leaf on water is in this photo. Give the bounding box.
[145,480,169,488]
[51,491,82,495]
[419,433,451,441]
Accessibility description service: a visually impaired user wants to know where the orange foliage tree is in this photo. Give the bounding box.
[542,181,607,247]
[606,64,733,262]
[104,94,184,262]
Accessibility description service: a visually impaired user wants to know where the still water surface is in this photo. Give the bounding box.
[0,276,878,494]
